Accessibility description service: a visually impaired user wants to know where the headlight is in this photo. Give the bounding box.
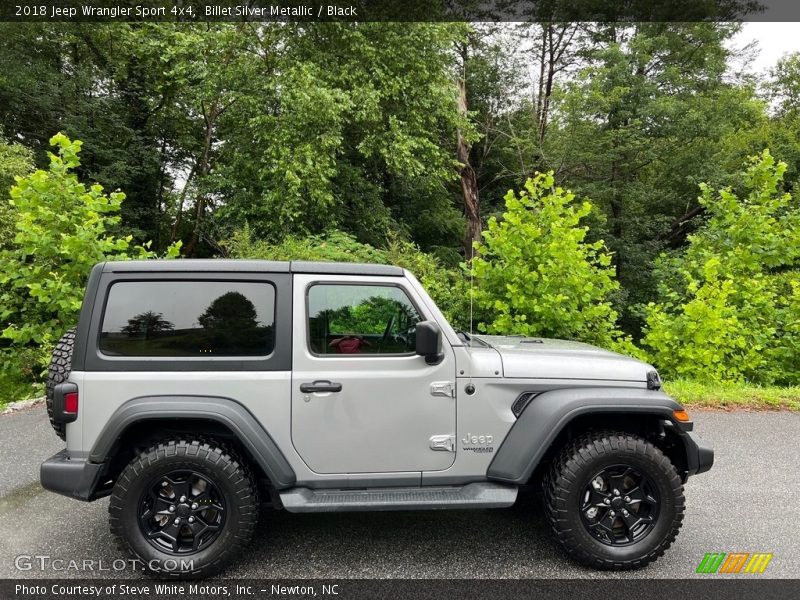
[646,370,662,390]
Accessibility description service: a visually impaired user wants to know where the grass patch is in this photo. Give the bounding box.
[664,378,800,411]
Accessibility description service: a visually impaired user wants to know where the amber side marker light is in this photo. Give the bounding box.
[673,409,691,422]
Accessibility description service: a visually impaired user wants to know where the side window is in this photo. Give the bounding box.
[308,284,422,356]
[100,281,275,357]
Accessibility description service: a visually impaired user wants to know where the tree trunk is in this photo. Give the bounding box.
[535,27,547,142]
[457,68,480,260]
[610,156,624,281]
[170,162,197,244]
[184,103,216,257]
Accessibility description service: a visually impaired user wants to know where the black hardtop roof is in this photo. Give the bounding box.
[100,259,404,277]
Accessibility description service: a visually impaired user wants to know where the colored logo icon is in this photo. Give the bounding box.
[696,552,773,574]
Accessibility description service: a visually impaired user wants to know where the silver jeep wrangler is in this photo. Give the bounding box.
[41,260,713,577]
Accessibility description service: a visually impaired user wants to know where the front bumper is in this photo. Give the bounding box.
[681,430,714,478]
[40,449,107,501]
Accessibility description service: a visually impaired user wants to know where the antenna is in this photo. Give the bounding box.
[469,243,474,343]
[466,242,476,391]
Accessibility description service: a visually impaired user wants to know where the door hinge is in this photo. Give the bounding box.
[430,381,455,398]
[429,434,455,452]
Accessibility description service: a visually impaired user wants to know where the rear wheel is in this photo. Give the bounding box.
[45,328,76,441]
[544,431,684,570]
[109,439,259,578]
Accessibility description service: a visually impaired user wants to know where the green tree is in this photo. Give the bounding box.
[471,172,631,350]
[643,150,800,384]
[11,22,472,257]
[748,52,800,192]
[0,133,180,354]
[0,24,174,246]
[215,22,470,252]
[0,133,34,248]
[540,23,763,334]
[0,133,33,193]
[770,53,800,117]
[115,23,259,255]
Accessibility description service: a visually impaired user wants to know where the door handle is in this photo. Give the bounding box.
[300,380,343,393]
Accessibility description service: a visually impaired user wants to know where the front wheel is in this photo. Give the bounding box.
[109,439,259,578]
[544,431,684,570]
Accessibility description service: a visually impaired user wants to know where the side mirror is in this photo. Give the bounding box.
[416,321,443,365]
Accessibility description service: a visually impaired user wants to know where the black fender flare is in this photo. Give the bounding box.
[487,387,686,484]
[89,395,296,489]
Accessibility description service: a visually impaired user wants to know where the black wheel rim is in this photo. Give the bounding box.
[579,464,660,546]
[138,470,226,555]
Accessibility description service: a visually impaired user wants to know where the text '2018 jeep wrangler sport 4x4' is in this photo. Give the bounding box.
[41,260,713,578]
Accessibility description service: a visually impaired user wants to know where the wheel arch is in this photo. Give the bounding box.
[487,387,692,485]
[90,395,296,491]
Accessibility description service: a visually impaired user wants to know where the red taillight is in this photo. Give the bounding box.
[64,391,79,414]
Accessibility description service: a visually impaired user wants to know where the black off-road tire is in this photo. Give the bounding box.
[544,431,685,570]
[45,328,76,441]
[109,439,259,579]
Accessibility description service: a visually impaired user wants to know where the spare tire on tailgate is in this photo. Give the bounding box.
[46,328,76,441]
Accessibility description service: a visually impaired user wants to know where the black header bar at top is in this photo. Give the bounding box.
[3,0,799,23]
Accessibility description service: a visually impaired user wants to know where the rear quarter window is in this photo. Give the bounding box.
[99,281,275,357]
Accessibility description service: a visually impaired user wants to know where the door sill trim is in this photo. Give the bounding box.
[280,482,518,513]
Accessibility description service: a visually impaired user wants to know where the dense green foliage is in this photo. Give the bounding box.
[471,173,628,350]
[643,151,800,384]
[0,22,469,256]
[0,134,178,382]
[0,134,33,248]
[1,22,800,392]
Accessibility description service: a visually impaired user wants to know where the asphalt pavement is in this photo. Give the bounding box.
[0,404,798,579]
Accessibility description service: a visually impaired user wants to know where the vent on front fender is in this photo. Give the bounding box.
[511,392,538,417]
